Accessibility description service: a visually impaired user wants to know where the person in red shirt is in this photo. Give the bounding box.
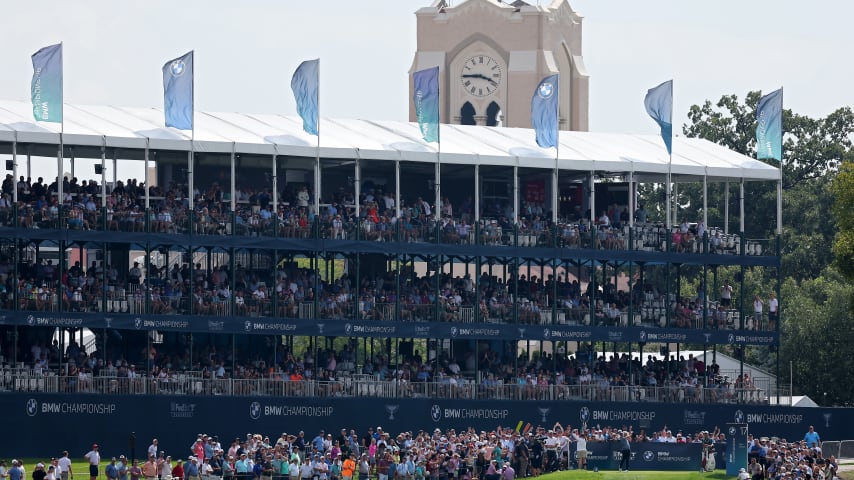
[171,461,184,480]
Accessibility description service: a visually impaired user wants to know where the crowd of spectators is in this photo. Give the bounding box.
[0,253,776,333]
[1,174,760,256]
[0,174,777,331]
[11,425,839,480]
[9,329,770,405]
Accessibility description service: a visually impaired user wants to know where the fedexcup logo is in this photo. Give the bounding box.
[537,82,555,99]
[430,404,442,422]
[734,410,744,424]
[824,413,832,428]
[643,451,655,462]
[249,401,262,420]
[538,407,551,423]
[27,315,35,326]
[170,60,186,77]
[26,398,38,416]
[317,323,325,335]
[703,333,712,343]
[518,328,526,339]
[579,406,590,424]
[385,405,399,420]
[105,317,113,328]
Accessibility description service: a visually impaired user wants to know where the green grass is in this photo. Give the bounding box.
[533,470,732,480]
[15,459,134,477]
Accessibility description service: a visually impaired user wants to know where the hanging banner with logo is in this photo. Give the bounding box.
[577,441,703,471]
[726,423,749,477]
[0,311,779,345]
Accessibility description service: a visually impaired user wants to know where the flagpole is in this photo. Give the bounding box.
[552,121,559,225]
[315,60,321,218]
[435,85,441,222]
[189,51,195,212]
[665,83,673,230]
[777,87,783,235]
[435,131,441,222]
[58,41,64,213]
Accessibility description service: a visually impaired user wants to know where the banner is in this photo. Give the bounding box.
[726,423,749,477]
[291,59,320,136]
[579,441,703,472]
[531,74,559,148]
[0,311,780,346]
[6,394,849,463]
[31,43,63,123]
[413,66,440,143]
[162,51,194,130]
[756,88,783,161]
[644,80,673,155]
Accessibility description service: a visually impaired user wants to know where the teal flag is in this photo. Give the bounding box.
[644,80,673,155]
[31,43,63,123]
[756,88,783,161]
[291,59,319,136]
[531,74,559,148]
[413,66,439,143]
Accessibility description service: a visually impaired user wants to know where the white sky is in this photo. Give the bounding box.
[0,0,849,138]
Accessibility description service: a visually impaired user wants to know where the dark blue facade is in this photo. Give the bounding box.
[6,393,848,458]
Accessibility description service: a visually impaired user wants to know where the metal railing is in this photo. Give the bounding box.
[0,368,789,405]
[0,205,778,257]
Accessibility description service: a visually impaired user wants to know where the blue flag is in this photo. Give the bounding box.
[531,74,559,148]
[413,66,440,143]
[644,80,673,155]
[31,43,63,123]
[291,59,319,136]
[162,51,194,130]
[756,88,783,161]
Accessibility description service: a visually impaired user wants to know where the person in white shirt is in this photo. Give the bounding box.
[767,292,778,330]
[58,451,73,480]
[84,444,101,480]
[573,432,588,470]
[148,439,159,460]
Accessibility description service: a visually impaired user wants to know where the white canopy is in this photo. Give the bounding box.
[0,100,779,182]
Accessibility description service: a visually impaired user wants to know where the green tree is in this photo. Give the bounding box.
[778,268,854,405]
[832,160,854,282]
[682,93,854,404]
[683,93,854,281]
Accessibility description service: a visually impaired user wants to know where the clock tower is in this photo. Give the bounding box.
[409,0,589,131]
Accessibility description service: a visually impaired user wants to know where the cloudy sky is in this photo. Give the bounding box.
[0,0,849,136]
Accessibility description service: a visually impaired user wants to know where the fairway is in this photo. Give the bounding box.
[501,471,730,480]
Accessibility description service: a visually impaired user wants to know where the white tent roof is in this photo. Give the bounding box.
[0,100,780,181]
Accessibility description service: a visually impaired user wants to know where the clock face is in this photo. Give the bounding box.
[460,54,502,97]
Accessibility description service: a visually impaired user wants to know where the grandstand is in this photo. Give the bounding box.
[1,99,842,457]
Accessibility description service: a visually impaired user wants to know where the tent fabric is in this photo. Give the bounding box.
[0,99,779,181]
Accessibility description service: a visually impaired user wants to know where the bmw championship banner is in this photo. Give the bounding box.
[31,43,63,123]
[162,50,194,130]
[726,423,749,477]
[531,74,559,148]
